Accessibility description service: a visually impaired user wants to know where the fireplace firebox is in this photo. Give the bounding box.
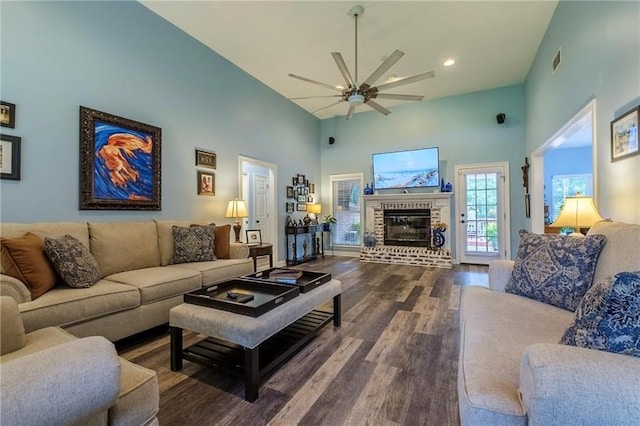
[383,209,431,247]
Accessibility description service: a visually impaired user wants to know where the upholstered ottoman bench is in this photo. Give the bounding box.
[169,279,342,401]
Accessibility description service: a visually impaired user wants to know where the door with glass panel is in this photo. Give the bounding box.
[455,163,510,265]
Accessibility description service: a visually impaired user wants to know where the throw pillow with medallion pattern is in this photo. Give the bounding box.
[44,235,101,288]
[505,230,607,311]
[170,225,216,264]
[560,271,640,357]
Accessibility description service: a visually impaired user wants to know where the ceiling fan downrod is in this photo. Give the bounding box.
[348,5,364,86]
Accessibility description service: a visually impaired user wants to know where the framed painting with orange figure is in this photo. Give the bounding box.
[79,106,161,210]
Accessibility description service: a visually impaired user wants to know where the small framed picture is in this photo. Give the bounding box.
[0,134,21,180]
[292,177,298,186]
[307,195,314,203]
[611,105,639,162]
[305,179,309,187]
[297,203,307,211]
[310,183,315,193]
[0,101,16,129]
[297,194,306,202]
[197,171,215,196]
[297,174,305,185]
[245,229,262,245]
[286,186,294,198]
[195,149,216,169]
[286,202,294,213]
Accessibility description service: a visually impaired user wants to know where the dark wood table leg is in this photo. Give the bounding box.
[269,253,273,268]
[252,255,258,272]
[244,346,260,402]
[170,326,183,371]
[333,294,342,327]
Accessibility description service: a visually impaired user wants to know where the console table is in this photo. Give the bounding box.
[285,225,324,265]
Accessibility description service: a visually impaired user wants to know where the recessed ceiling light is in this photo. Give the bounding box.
[443,58,456,67]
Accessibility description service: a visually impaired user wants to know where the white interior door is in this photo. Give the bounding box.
[455,163,510,265]
[253,173,270,243]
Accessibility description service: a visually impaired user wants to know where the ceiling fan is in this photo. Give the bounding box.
[289,5,435,120]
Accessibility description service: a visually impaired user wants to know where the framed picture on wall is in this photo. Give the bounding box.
[197,171,215,196]
[79,106,161,210]
[286,202,294,213]
[297,203,307,211]
[0,101,16,128]
[286,186,294,198]
[297,194,306,203]
[195,149,216,169]
[611,105,639,162]
[0,134,21,180]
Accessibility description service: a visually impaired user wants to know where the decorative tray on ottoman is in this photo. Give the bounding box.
[184,279,299,317]
[242,268,332,293]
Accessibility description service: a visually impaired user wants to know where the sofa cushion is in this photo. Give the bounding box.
[89,221,161,276]
[505,230,607,311]
[18,281,140,333]
[1,232,57,299]
[0,296,25,355]
[169,225,216,264]
[213,224,231,259]
[44,235,101,289]
[458,287,574,424]
[587,221,640,285]
[560,271,640,356]
[0,222,90,258]
[105,266,201,305]
[168,258,253,286]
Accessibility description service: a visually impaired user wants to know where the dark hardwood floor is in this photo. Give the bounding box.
[117,257,488,426]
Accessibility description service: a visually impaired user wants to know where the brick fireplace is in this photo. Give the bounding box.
[360,192,453,268]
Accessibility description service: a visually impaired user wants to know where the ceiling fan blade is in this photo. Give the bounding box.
[373,71,435,92]
[372,93,424,101]
[346,104,357,120]
[290,95,342,100]
[331,52,356,88]
[288,73,342,92]
[361,50,405,89]
[312,99,344,115]
[365,100,391,116]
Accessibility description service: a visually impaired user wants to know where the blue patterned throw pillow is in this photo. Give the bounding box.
[170,225,216,264]
[560,271,640,357]
[505,230,607,311]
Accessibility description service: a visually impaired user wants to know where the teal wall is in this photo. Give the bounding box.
[0,1,319,263]
[544,146,593,219]
[525,1,640,223]
[320,85,526,259]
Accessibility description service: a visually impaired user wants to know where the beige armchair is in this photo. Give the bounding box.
[0,296,159,425]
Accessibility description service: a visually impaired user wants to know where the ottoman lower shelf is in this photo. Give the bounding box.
[171,309,335,401]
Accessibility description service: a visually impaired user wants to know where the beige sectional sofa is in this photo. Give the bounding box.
[458,221,640,425]
[0,219,252,342]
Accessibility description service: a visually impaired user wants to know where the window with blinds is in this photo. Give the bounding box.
[329,173,363,246]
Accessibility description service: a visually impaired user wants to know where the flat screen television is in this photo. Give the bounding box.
[372,147,439,189]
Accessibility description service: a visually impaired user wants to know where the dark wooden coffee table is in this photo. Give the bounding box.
[169,278,342,402]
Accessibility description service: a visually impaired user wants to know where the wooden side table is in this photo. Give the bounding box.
[248,243,273,272]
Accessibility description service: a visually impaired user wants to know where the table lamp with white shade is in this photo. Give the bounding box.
[225,199,248,242]
[551,195,603,236]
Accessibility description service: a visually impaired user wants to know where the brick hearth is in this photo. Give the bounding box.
[361,193,454,268]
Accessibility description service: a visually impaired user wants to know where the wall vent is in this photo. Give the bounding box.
[552,48,561,73]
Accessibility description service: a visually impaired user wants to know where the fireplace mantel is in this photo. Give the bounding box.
[361,192,454,268]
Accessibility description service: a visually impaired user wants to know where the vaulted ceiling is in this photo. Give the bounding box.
[141,1,558,120]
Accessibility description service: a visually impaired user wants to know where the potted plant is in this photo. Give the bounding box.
[322,215,337,231]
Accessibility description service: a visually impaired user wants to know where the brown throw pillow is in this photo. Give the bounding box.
[213,224,231,259]
[0,232,57,299]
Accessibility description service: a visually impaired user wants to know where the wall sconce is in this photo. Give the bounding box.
[225,199,248,242]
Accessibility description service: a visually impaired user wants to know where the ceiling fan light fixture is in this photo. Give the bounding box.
[348,94,365,106]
